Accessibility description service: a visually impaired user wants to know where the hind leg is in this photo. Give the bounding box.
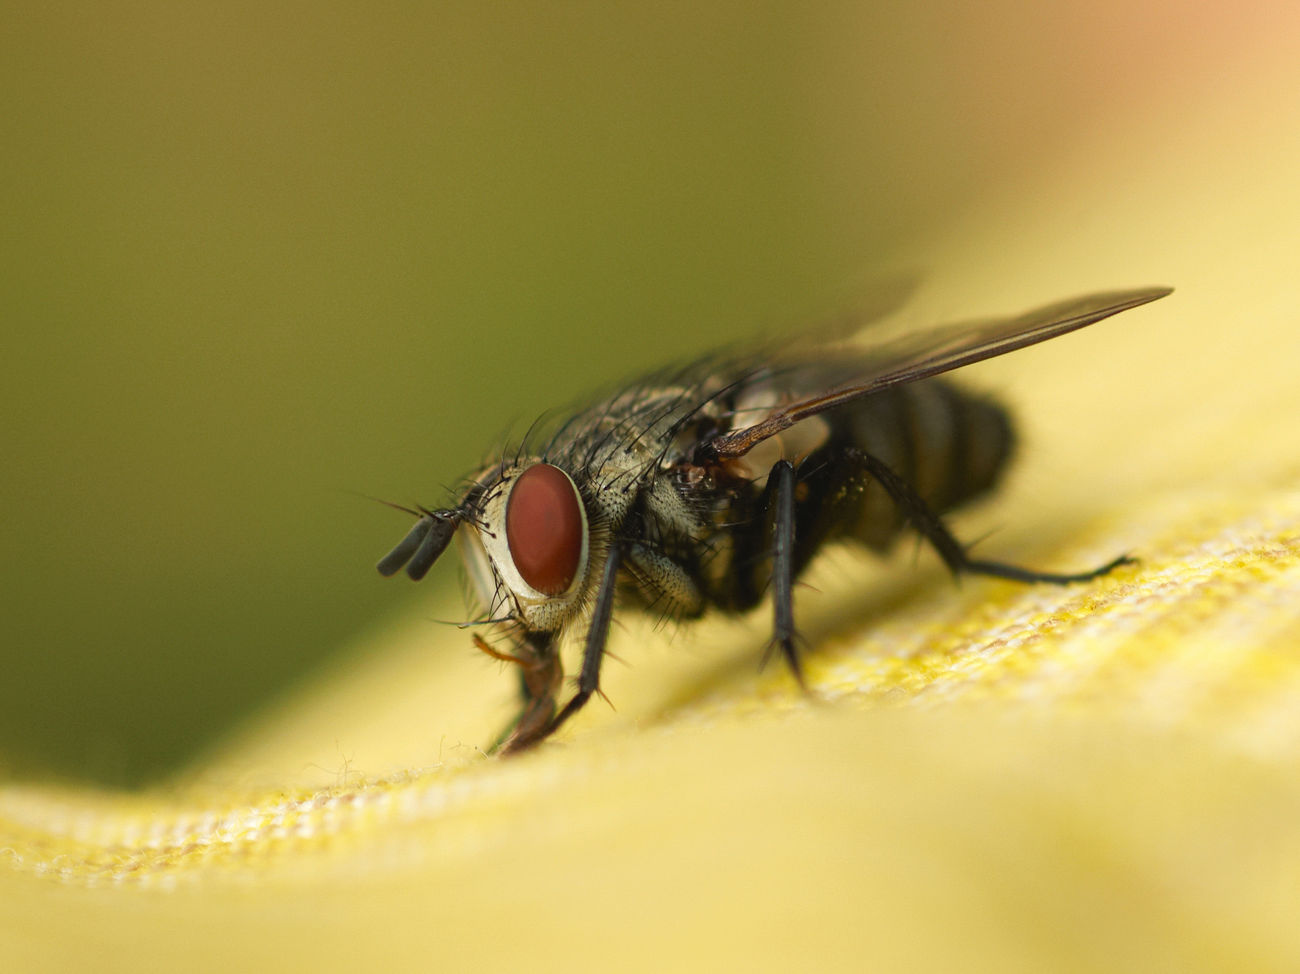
[847,447,1133,583]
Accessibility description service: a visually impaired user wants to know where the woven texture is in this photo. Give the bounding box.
[5,38,1300,974]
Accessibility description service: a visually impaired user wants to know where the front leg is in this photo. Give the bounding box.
[503,540,625,752]
[480,630,564,755]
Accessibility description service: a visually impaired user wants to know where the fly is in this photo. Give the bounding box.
[377,286,1171,753]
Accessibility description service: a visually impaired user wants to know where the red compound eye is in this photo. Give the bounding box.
[505,463,585,596]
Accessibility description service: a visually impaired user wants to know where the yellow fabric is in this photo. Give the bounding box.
[6,26,1300,974]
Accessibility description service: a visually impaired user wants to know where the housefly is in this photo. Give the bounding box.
[378,286,1171,753]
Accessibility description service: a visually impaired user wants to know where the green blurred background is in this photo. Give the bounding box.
[0,2,1188,786]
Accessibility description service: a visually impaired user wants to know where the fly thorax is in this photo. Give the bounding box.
[642,475,708,543]
[579,447,646,527]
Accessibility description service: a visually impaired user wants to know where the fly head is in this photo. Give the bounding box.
[405,460,596,635]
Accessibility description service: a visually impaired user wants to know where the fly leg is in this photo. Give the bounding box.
[763,460,806,685]
[476,632,563,755]
[512,539,624,749]
[847,448,1133,583]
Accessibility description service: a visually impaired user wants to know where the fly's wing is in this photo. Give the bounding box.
[705,287,1172,460]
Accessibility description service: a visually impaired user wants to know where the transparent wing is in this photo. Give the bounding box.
[705,286,1172,460]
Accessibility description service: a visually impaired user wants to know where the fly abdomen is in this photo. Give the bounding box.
[840,378,1014,549]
